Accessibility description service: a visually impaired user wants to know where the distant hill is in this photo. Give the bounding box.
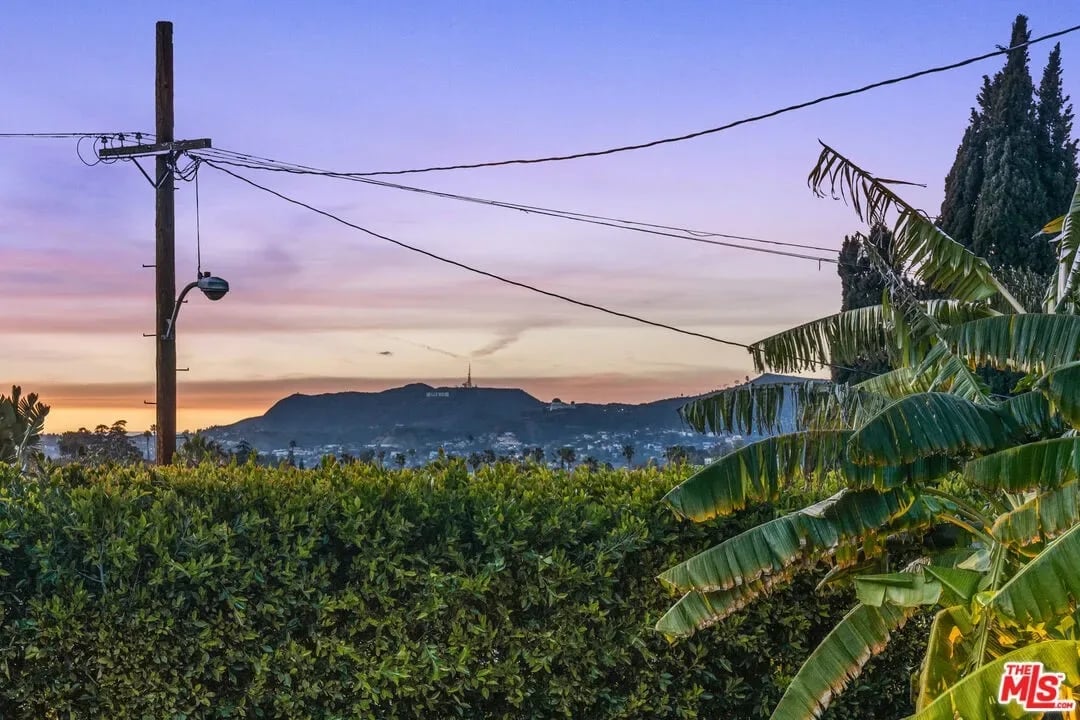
[205,375,806,454]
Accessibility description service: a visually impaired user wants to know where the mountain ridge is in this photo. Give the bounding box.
[206,374,805,455]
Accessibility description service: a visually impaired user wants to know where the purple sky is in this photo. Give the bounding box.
[3,1,1078,431]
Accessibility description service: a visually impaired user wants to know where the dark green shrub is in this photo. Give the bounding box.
[0,462,921,718]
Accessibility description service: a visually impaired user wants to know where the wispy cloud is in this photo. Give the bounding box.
[380,335,466,360]
[470,318,560,358]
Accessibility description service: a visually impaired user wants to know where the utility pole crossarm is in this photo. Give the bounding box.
[98,138,211,159]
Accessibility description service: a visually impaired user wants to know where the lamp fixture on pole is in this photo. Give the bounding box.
[163,271,229,340]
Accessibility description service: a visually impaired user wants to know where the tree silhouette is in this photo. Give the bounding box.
[664,445,691,465]
[393,452,406,469]
[621,443,635,467]
[176,432,228,467]
[234,439,256,464]
[556,447,576,470]
[58,419,141,465]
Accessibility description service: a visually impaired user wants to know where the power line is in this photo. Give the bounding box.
[200,158,864,374]
[199,158,747,347]
[192,147,841,262]
[0,131,152,139]
[2,131,157,168]
[198,147,840,252]
[333,22,1080,176]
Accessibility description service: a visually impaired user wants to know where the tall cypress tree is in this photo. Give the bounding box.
[1036,43,1079,224]
[971,15,1053,273]
[939,75,997,246]
[838,229,888,311]
[848,15,1077,388]
[833,225,896,384]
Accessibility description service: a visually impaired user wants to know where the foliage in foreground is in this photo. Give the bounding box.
[0,386,49,471]
[661,144,1080,719]
[0,461,921,719]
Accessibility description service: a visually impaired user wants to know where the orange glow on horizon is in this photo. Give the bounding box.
[34,369,748,433]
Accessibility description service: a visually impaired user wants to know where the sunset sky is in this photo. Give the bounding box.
[3,1,1078,432]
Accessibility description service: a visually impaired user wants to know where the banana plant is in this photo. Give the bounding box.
[658,146,1080,719]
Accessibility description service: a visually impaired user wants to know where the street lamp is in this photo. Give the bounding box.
[163,271,229,340]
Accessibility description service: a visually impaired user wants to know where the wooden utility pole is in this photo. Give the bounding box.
[99,20,211,464]
[155,20,177,465]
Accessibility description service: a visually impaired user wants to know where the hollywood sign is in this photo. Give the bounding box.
[426,391,451,398]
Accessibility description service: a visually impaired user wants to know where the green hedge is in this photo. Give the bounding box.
[0,461,923,719]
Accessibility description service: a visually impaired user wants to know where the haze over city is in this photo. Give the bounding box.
[3,1,1075,431]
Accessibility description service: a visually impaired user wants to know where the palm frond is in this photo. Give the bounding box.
[1046,182,1080,312]
[854,366,933,399]
[905,641,1080,720]
[664,430,951,522]
[964,437,1080,493]
[808,143,1023,311]
[749,304,897,375]
[854,566,981,609]
[658,487,916,594]
[800,385,892,432]
[885,494,958,536]
[849,393,1026,466]
[950,314,1080,373]
[1037,360,1080,429]
[992,481,1080,548]
[663,431,850,521]
[748,300,998,376]
[0,385,50,468]
[1043,216,1067,236]
[913,341,991,404]
[14,389,48,468]
[991,521,1080,628]
[998,391,1062,437]
[921,566,984,605]
[655,571,800,639]
[854,572,943,607]
[768,603,912,720]
[681,379,912,437]
[679,380,829,436]
[915,605,974,711]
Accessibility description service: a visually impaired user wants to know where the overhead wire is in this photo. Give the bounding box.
[323,22,1080,176]
[192,147,842,263]
[3,130,156,169]
[199,146,841,252]
[200,157,863,374]
[0,131,149,139]
[75,135,102,167]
